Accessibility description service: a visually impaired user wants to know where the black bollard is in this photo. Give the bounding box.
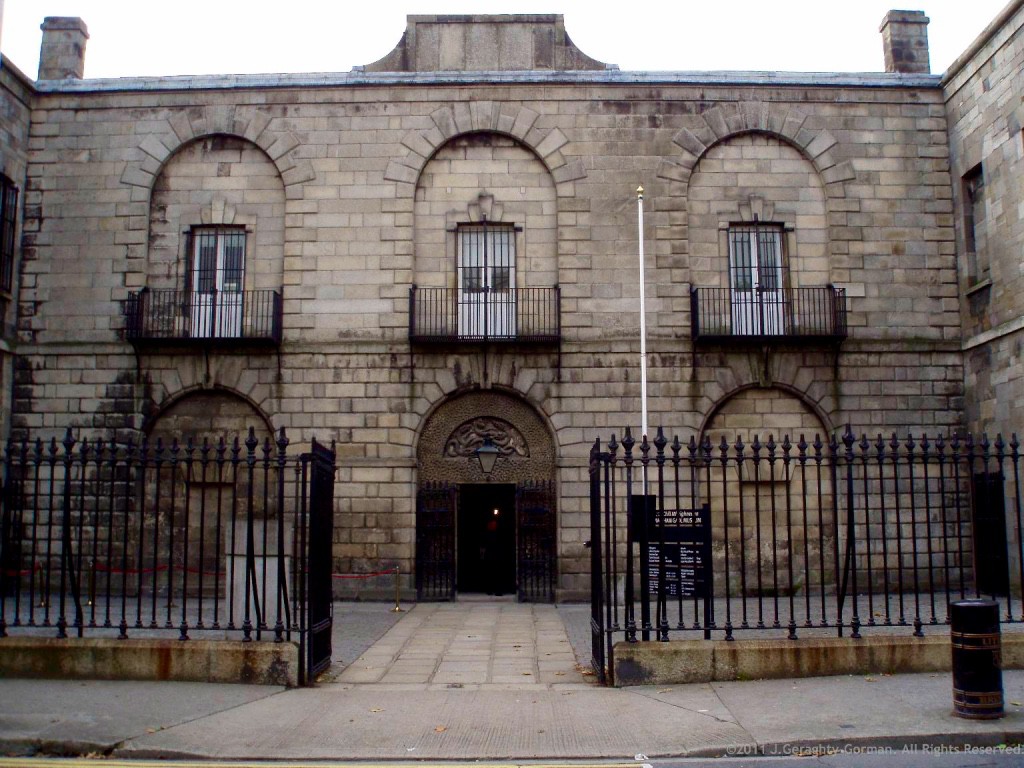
[950,599,1003,719]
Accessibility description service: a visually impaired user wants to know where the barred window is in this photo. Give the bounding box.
[963,164,986,282]
[728,224,783,293]
[0,175,18,294]
[458,224,514,294]
[189,227,246,294]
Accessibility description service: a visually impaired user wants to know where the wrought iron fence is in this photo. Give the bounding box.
[589,426,1022,684]
[0,428,335,682]
[409,286,560,344]
[125,288,283,345]
[690,286,847,341]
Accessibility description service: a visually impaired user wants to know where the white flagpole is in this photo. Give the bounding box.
[637,185,648,441]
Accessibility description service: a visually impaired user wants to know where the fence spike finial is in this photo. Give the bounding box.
[654,426,667,454]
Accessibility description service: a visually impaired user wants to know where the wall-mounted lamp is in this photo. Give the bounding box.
[475,437,501,477]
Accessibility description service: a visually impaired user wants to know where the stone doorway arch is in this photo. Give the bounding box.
[415,390,557,602]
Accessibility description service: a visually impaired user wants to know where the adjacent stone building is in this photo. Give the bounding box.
[1,7,1015,601]
[945,1,1024,439]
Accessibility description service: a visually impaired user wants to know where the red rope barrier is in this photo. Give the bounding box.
[332,568,398,580]
[92,562,169,576]
[1,566,36,577]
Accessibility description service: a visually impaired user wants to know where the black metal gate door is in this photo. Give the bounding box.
[302,439,335,684]
[516,480,556,602]
[588,441,608,684]
[416,482,456,600]
[973,471,1010,596]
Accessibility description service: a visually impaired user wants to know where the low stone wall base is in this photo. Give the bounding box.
[613,634,1024,686]
[0,637,298,686]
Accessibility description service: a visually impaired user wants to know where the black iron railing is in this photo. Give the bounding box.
[0,428,335,683]
[409,286,560,344]
[690,286,847,341]
[125,288,282,346]
[589,427,1023,684]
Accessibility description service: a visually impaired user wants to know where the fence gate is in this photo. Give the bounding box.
[416,482,456,600]
[301,439,336,684]
[587,428,1013,686]
[516,480,556,602]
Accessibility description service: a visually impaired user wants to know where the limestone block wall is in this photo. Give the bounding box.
[0,60,32,439]
[945,1,1024,437]
[16,73,964,598]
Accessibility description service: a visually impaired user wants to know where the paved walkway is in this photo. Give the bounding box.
[3,601,1024,760]
[334,602,588,687]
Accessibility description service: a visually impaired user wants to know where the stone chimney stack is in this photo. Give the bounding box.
[38,17,89,80]
[880,10,930,74]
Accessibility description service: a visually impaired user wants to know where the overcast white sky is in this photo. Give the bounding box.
[0,0,1010,79]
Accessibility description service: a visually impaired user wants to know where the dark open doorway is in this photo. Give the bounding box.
[972,472,1010,596]
[458,484,516,595]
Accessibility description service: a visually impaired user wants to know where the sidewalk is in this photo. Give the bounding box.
[0,601,1022,759]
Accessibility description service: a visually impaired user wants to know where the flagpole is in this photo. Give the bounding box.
[637,185,648,441]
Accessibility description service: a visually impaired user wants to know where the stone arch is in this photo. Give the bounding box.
[413,132,558,291]
[144,133,286,293]
[656,103,856,198]
[699,384,836,600]
[385,103,586,198]
[687,133,829,289]
[145,387,274,444]
[416,388,557,485]
[142,388,280,591]
[700,383,834,443]
[120,106,316,199]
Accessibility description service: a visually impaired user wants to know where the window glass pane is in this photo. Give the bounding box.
[490,227,513,291]
[458,223,515,292]
[757,228,781,292]
[195,232,218,293]
[222,232,245,292]
[191,227,246,294]
[0,179,16,293]
[460,227,484,293]
[492,267,511,291]
[729,228,753,291]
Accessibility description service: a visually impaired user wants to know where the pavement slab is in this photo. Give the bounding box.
[5,602,1024,760]
[0,679,283,756]
[113,685,752,760]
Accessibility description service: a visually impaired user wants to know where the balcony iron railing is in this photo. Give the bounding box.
[125,288,282,347]
[690,286,847,342]
[409,286,560,344]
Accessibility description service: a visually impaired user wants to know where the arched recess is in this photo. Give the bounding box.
[687,133,829,289]
[417,388,556,485]
[121,106,315,198]
[142,388,278,587]
[413,133,558,291]
[415,388,558,601]
[656,103,855,269]
[120,107,315,291]
[656,103,855,199]
[386,103,586,199]
[700,384,834,443]
[146,387,274,444]
[698,385,835,600]
[145,135,286,293]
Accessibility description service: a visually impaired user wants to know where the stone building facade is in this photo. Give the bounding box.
[0,10,994,601]
[0,54,30,441]
[945,0,1024,439]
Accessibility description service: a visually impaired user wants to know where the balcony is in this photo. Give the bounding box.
[125,288,282,348]
[690,286,847,343]
[409,286,560,345]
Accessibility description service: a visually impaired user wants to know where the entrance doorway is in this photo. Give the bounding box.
[458,484,516,595]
